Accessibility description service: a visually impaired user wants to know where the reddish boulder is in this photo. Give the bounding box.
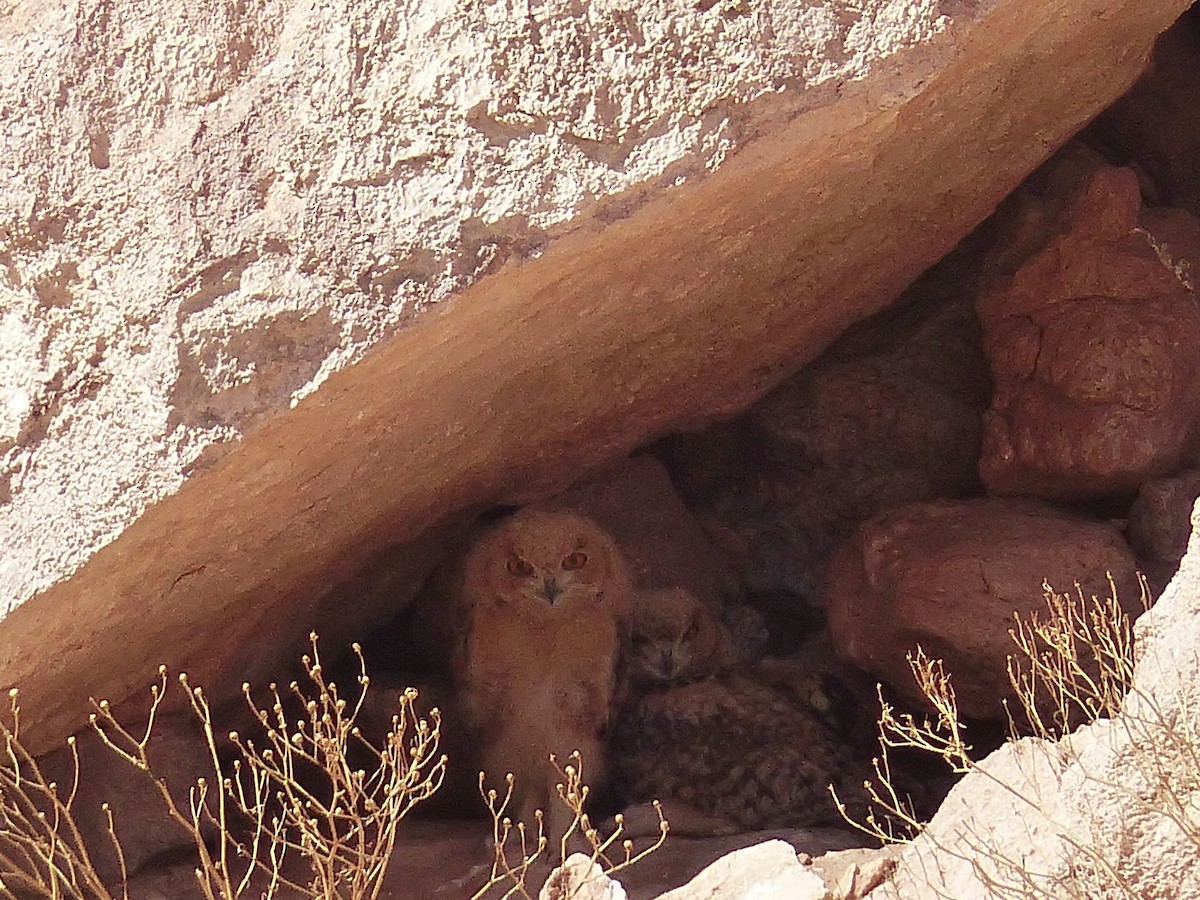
[976,149,1200,500]
[659,273,990,612]
[825,498,1141,720]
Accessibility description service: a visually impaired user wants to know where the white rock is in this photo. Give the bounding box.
[540,854,628,900]
[653,839,826,900]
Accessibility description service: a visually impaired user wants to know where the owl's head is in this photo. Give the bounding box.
[465,508,631,614]
[629,588,737,685]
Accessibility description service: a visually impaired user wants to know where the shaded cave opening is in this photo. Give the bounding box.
[344,4,1200,864]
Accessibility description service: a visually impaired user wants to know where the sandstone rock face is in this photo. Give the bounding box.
[825,498,1141,720]
[0,0,952,613]
[1,0,1191,755]
[976,148,1200,500]
[866,500,1200,898]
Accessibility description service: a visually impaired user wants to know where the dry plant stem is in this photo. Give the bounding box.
[1006,576,1142,739]
[830,649,972,845]
[229,634,447,900]
[835,576,1200,899]
[0,690,123,900]
[93,632,447,900]
[473,752,668,900]
[471,774,547,900]
[549,753,667,879]
[90,665,307,900]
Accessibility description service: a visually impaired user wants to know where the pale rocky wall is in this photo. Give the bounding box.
[0,0,948,611]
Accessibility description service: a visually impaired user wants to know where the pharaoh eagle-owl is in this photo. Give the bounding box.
[615,587,869,831]
[453,507,633,838]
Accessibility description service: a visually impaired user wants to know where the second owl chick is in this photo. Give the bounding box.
[454,508,633,840]
[627,587,737,686]
[615,588,869,831]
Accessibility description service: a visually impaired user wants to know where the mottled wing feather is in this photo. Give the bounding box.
[613,673,868,829]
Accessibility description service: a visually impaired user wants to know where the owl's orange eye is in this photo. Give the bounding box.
[562,551,588,571]
[506,556,534,577]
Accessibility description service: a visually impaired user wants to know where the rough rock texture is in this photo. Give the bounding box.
[825,498,1141,719]
[866,500,1200,899]
[652,840,826,900]
[0,0,952,612]
[660,258,989,611]
[540,855,628,900]
[35,713,213,883]
[976,146,1200,500]
[1128,467,1200,594]
[813,847,902,900]
[1,0,1192,755]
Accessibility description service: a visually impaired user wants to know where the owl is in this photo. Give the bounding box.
[627,587,737,686]
[453,507,634,840]
[614,588,869,831]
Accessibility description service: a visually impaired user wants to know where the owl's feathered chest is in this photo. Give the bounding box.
[462,600,620,729]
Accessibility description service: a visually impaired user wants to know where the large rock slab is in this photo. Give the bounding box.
[0,0,1192,753]
[0,0,953,612]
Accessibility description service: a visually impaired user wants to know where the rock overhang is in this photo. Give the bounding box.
[0,0,1194,754]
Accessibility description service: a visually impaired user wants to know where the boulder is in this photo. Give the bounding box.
[33,713,213,885]
[541,855,628,900]
[660,266,990,611]
[976,148,1200,499]
[825,498,1141,719]
[651,840,826,900]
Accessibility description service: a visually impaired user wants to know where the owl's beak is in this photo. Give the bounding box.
[542,575,561,603]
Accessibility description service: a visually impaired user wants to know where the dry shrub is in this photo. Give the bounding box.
[0,688,124,899]
[0,633,446,900]
[473,752,668,900]
[832,575,1200,898]
[0,634,665,900]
